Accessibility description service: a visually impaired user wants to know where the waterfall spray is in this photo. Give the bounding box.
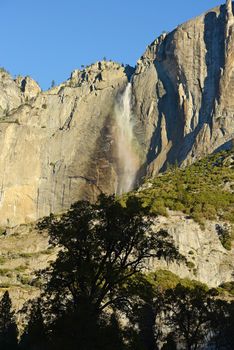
[114,83,140,194]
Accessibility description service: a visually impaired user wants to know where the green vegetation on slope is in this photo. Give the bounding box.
[146,269,208,291]
[138,150,233,222]
[139,269,234,298]
[121,150,234,248]
[218,281,234,297]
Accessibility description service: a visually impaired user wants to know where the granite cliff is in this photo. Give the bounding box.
[0,63,130,226]
[0,2,234,226]
[132,0,234,176]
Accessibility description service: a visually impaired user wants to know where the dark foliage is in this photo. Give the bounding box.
[36,194,183,349]
[19,298,48,350]
[0,291,18,350]
[159,284,234,350]
[212,300,234,349]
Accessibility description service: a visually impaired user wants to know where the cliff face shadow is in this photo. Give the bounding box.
[200,9,225,126]
[213,139,233,153]
[178,6,225,162]
[146,6,226,173]
[146,30,186,171]
[145,30,183,171]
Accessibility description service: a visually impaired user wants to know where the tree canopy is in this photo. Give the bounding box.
[36,194,183,349]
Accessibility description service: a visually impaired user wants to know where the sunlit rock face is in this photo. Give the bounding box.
[0,2,234,226]
[0,62,129,226]
[0,69,23,117]
[132,1,234,177]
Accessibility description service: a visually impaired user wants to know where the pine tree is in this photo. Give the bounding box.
[0,291,18,350]
[19,299,48,350]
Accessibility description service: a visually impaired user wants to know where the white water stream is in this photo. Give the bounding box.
[114,83,140,194]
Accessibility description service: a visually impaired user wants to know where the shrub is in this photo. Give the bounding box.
[186,261,195,269]
[216,224,233,250]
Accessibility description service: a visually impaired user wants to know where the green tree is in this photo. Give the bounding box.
[0,291,18,350]
[161,284,217,350]
[50,80,55,88]
[120,273,162,350]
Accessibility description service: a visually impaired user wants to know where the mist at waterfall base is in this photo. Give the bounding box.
[114,83,140,195]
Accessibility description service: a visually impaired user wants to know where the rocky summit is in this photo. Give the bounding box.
[0,2,234,227]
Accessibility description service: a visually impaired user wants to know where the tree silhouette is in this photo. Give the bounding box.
[211,299,234,349]
[50,80,55,88]
[19,298,48,350]
[161,284,218,350]
[0,291,18,350]
[120,273,161,350]
[162,333,177,350]
[37,195,183,349]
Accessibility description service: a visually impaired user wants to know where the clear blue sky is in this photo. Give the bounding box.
[0,0,222,90]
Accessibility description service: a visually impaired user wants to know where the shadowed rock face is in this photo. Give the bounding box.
[0,2,234,226]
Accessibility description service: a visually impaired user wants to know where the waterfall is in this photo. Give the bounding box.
[114,83,140,194]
